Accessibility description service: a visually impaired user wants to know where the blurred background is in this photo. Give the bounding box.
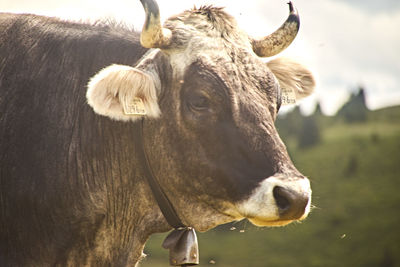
[3,0,399,266]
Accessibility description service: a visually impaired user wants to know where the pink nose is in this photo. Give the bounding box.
[273,186,309,220]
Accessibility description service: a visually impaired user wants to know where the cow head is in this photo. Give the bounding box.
[87,0,315,231]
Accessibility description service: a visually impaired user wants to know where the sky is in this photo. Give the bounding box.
[3,0,400,115]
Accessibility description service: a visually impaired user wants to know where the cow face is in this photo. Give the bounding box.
[87,2,315,231]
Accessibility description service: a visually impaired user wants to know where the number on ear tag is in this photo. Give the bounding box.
[123,97,147,115]
[281,87,297,105]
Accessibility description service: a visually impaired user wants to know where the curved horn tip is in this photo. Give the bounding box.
[140,0,160,15]
[139,0,172,48]
[251,1,300,57]
[287,1,294,12]
[287,1,298,15]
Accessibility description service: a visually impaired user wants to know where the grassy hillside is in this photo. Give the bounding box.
[141,106,400,267]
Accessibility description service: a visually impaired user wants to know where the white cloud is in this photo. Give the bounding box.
[293,0,400,113]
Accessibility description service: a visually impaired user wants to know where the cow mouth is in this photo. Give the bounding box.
[244,200,311,227]
[245,201,311,227]
[247,217,300,227]
[234,176,312,227]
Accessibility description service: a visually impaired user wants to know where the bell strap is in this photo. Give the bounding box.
[136,118,199,266]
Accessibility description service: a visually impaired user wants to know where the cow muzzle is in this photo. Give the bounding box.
[273,185,310,220]
[236,175,311,227]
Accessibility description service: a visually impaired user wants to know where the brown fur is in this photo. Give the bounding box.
[0,3,315,266]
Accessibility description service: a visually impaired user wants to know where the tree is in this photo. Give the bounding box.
[298,115,321,148]
[338,86,368,123]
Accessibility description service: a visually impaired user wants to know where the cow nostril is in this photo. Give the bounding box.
[273,185,309,220]
[273,186,290,212]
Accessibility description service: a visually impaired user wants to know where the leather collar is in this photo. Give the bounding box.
[136,118,199,266]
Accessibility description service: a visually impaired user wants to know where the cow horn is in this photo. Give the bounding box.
[252,2,300,57]
[139,0,172,48]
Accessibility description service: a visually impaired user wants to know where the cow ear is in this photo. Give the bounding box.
[86,64,160,121]
[267,57,315,105]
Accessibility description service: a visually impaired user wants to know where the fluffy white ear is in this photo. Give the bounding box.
[86,64,161,121]
[267,58,315,105]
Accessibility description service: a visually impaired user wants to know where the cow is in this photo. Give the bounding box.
[0,0,315,266]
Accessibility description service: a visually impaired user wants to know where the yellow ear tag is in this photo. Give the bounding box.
[281,87,297,105]
[123,97,147,116]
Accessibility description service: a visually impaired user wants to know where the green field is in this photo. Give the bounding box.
[141,106,400,267]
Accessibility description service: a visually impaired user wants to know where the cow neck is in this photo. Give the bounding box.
[136,118,199,266]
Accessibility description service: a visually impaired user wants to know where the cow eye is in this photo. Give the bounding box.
[187,93,211,111]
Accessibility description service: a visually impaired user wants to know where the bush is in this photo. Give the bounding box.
[298,115,321,148]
